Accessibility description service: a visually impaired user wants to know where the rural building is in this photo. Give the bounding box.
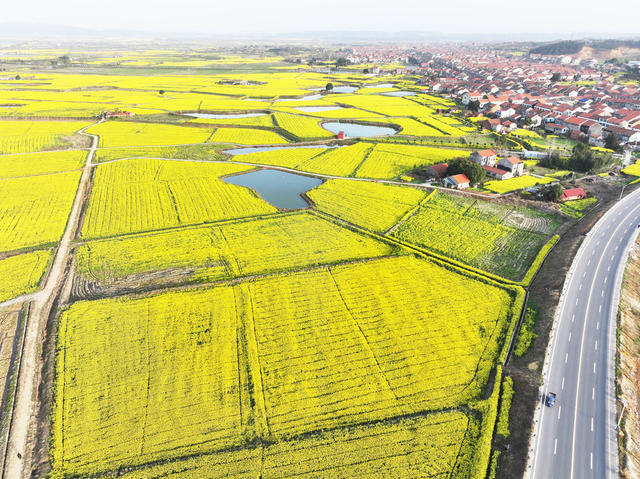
[561,187,587,201]
[444,173,470,189]
[102,110,135,119]
[482,165,513,180]
[470,149,497,166]
[497,156,524,176]
[426,162,449,177]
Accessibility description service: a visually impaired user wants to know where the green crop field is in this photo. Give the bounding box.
[394,191,561,280]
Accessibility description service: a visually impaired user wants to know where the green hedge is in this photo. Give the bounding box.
[519,234,559,286]
[496,376,514,438]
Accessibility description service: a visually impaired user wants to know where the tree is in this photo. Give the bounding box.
[325,82,334,91]
[14,75,20,80]
[551,72,562,82]
[468,100,480,113]
[362,68,369,74]
[604,132,621,152]
[408,56,421,65]
[335,57,349,67]
[158,90,165,95]
[446,158,486,185]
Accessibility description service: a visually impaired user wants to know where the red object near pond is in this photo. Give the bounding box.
[337,131,345,139]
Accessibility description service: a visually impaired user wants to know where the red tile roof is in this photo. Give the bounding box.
[562,187,586,200]
[477,149,497,157]
[450,174,470,185]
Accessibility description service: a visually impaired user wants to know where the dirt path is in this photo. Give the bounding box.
[2,121,101,479]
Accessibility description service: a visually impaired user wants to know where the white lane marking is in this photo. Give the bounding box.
[558,405,562,419]
[569,331,572,342]
[595,340,598,351]
[565,353,569,364]
[554,438,558,455]
[594,362,597,374]
[591,417,594,432]
[562,377,565,389]
[604,277,608,284]
[590,452,593,470]
[615,245,619,251]
[572,314,575,323]
[597,321,600,330]
[579,283,583,291]
[583,271,586,277]
[599,304,602,313]
[592,387,595,400]
[588,259,591,265]
[611,255,616,261]
[608,265,611,271]
[602,289,605,297]
[576,298,579,305]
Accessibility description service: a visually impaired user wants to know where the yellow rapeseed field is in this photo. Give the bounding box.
[0,171,80,252]
[82,158,277,238]
[0,250,50,302]
[76,212,392,282]
[86,121,213,147]
[0,150,86,178]
[52,255,519,477]
[307,179,427,231]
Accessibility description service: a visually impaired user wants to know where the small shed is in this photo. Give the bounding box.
[561,187,586,202]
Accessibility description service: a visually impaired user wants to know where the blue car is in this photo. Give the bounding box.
[545,392,557,407]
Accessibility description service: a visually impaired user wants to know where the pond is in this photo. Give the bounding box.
[322,121,397,137]
[330,86,358,93]
[293,106,343,113]
[226,144,333,156]
[383,90,417,97]
[363,83,394,88]
[223,169,322,209]
[188,112,267,119]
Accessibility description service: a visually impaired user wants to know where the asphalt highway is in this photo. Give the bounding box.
[529,186,640,479]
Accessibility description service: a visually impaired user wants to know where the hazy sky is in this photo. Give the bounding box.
[4,0,639,35]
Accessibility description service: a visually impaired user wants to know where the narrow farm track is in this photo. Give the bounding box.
[2,121,102,479]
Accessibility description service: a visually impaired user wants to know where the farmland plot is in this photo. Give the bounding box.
[0,250,50,302]
[118,411,472,478]
[86,121,213,147]
[0,171,81,252]
[307,179,427,232]
[356,142,468,179]
[82,158,277,238]
[0,120,90,153]
[394,191,561,280]
[52,255,519,477]
[0,150,86,178]
[76,212,393,283]
[209,127,287,145]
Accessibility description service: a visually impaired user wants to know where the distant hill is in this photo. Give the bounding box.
[530,39,640,58]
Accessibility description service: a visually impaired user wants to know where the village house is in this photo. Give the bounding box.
[497,156,524,176]
[444,174,470,189]
[426,163,449,177]
[469,149,497,166]
[561,187,587,202]
[482,165,513,180]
